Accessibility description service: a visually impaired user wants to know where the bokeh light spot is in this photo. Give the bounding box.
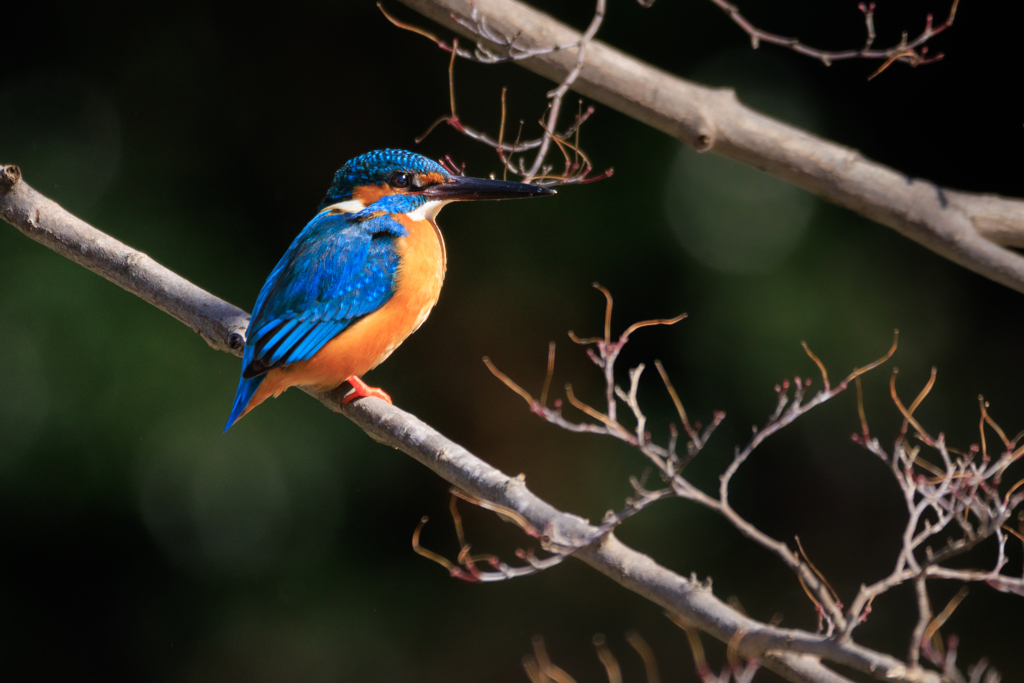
[664,50,822,274]
[138,419,296,577]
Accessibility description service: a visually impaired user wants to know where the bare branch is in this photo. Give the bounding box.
[413,492,571,582]
[0,165,249,354]
[524,636,580,683]
[488,290,901,644]
[395,0,1024,294]
[625,630,661,683]
[709,0,958,75]
[383,1,612,185]
[2,169,951,683]
[841,371,1024,647]
[522,0,605,181]
[593,634,623,683]
[488,276,1022,680]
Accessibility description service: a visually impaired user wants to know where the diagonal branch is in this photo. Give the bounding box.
[394,0,1024,295]
[2,170,954,683]
[0,164,250,354]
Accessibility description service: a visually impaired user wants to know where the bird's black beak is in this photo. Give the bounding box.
[423,175,556,201]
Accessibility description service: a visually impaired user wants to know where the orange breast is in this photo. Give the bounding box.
[245,215,446,411]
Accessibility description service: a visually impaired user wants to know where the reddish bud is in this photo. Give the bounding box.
[451,568,478,582]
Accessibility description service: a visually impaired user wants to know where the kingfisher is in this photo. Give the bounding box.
[224,149,554,430]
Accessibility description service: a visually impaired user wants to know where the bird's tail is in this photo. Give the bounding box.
[224,371,266,432]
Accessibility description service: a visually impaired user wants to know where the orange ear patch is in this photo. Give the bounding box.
[352,183,393,205]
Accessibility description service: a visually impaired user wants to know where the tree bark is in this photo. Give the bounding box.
[397,0,1024,294]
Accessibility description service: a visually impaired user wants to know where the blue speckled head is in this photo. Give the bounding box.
[318,149,451,209]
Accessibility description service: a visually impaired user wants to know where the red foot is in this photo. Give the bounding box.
[342,376,393,405]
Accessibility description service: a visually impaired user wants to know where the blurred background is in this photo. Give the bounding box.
[2,1,1022,681]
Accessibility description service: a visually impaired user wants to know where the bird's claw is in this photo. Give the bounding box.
[342,376,393,405]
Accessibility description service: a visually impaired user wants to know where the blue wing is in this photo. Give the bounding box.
[244,210,406,377]
[224,210,405,430]
[225,348,266,432]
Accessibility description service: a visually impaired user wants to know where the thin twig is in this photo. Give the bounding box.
[709,0,958,75]
[397,0,1024,295]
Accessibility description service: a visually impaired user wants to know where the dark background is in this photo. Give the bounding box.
[1,1,1022,681]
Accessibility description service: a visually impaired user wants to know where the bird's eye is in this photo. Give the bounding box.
[389,172,411,189]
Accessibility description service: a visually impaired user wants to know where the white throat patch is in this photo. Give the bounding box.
[403,200,451,222]
[321,199,366,214]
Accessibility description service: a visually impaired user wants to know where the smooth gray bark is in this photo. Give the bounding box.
[397,0,1024,295]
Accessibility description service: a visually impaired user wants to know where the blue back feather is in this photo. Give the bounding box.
[248,210,407,371]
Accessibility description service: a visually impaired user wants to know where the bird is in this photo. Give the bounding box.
[224,149,555,430]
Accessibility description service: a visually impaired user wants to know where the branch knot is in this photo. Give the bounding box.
[0,165,22,191]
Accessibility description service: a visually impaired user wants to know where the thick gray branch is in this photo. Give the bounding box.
[397,0,1024,293]
[0,165,250,354]
[1,169,943,683]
